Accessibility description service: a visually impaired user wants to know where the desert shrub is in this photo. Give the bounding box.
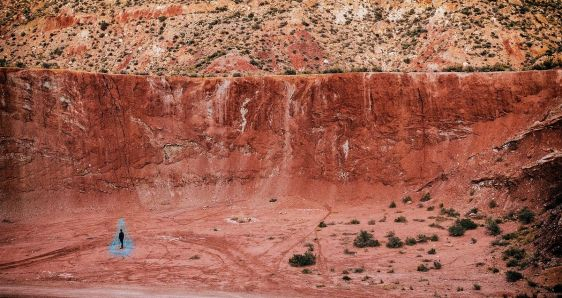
[402,196,413,204]
[284,69,296,75]
[0,58,7,67]
[343,248,356,255]
[441,207,460,217]
[289,251,316,267]
[386,236,403,248]
[503,247,526,260]
[486,218,502,235]
[318,221,327,228]
[448,223,466,237]
[368,219,376,225]
[489,200,497,208]
[492,239,510,246]
[354,230,380,248]
[552,283,562,293]
[518,208,534,224]
[349,219,360,225]
[427,206,435,211]
[420,193,431,202]
[417,264,429,272]
[302,268,312,274]
[323,68,344,73]
[405,237,417,246]
[342,275,351,281]
[474,284,481,290]
[430,234,439,241]
[502,233,517,240]
[389,201,397,208]
[353,267,364,273]
[417,234,429,243]
[99,20,110,31]
[457,218,478,230]
[506,270,523,282]
[433,261,442,269]
[428,248,436,254]
[394,216,407,223]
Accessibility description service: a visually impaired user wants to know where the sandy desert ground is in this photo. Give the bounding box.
[1,198,556,297]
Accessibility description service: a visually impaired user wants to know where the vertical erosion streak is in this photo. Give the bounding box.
[215,79,231,125]
[417,87,426,180]
[282,82,296,174]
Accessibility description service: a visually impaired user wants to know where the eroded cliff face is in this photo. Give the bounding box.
[1,69,561,217]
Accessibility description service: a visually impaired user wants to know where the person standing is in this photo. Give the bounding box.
[119,229,125,249]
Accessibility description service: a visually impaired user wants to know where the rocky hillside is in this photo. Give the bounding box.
[1,68,560,218]
[1,0,561,76]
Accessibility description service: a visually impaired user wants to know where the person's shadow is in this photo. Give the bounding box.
[108,218,134,257]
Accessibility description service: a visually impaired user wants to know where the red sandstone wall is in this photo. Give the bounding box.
[0,69,560,216]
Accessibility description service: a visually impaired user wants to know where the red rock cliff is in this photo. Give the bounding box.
[1,69,560,216]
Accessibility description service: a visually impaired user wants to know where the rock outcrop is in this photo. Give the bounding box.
[1,69,561,217]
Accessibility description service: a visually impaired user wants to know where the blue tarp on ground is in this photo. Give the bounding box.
[108,218,134,257]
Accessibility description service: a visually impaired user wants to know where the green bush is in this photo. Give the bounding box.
[389,201,397,208]
[323,68,344,74]
[457,218,478,230]
[405,237,417,246]
[441,207,460,217]
[505,270,523,282]
[318,221,327,228]
[402,196,412,204]
[430,234,439,241]
[342,275,351,281]
[289,251,316,267]
[448,223,466,237]
[486,218,502,236]
[518,208,534,224]
[417,234,429,243]
[473,284,481,290]
[433,261,442,269]
[386,236,403,248]
[284,69,297,75]
[394,216,407,223]
[420,193,431,202]
[503,247,525,260]
[417,264,429,272]
[428,248,436,254]
[354,230,381,248]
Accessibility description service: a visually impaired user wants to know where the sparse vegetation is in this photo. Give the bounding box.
[448,223,466,237]
[402,196,413,204]
[473,284,481,290]
[428,248,436,254]
[517,207,534,224]
[386,236,404,248]
[433,261,442,269]
[394,216,407,223]
[354,230,380,248]
[289,251,316,267]
[318,221,327,228]
[348,219,360,225]
[389,201,397,208]
[506,270,523,282]
[417,264,429,272]
[486,218,502,236]
[457,218,478,230]
[405,237,417,246]
[420,193,431,202]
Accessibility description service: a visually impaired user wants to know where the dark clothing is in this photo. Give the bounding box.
[119,231,124,249]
